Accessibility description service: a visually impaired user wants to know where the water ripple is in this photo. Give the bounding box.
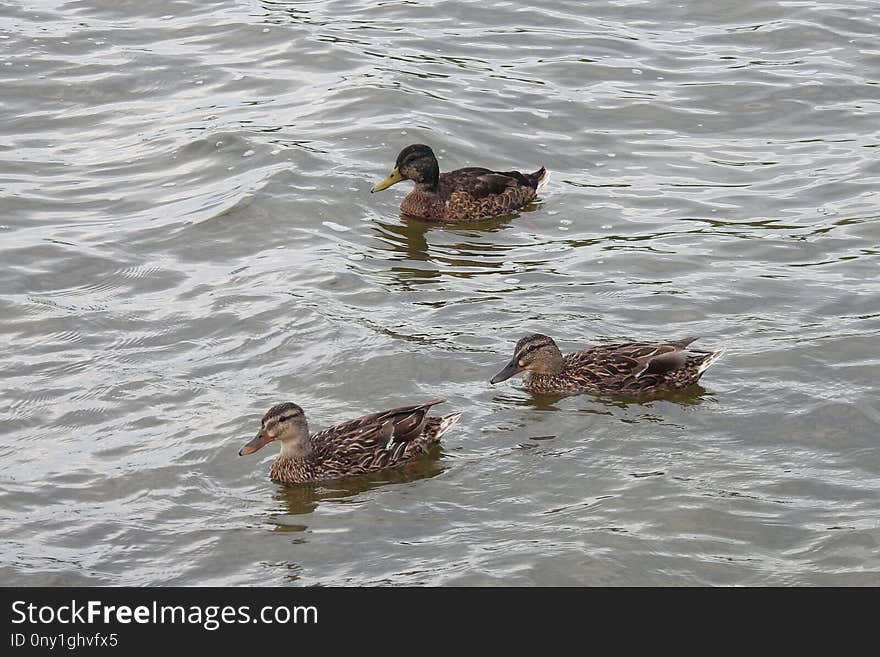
[1,0,879,586]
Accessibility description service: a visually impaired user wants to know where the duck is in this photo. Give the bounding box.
[371,144,548,222]
[238,398,462,485]
[490,334,724,397]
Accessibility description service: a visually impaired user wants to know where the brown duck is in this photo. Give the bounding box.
[371,144,548,222]
[490,334,724,397]
[238,398,462,485]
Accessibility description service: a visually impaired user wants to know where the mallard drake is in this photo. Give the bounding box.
[238,398,462,485]
[490,334,724,397]
[371,144,548,222]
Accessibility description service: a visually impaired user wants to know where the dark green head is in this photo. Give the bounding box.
[490,334,564,384]
[371,144,440,192]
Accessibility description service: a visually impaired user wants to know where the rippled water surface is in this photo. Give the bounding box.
[2,0,879,586]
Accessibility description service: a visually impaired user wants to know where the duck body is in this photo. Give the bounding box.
[372,144,547,222]
[239,399,462,486]
[491,334,724,398]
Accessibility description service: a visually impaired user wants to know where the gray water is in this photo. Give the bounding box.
[1,0,879,586]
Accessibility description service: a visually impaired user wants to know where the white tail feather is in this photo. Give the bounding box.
[536,169,550,193]
[436,412,463,437]
[697,349,725,375]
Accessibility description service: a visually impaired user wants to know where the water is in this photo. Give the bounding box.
[1,0,879,586]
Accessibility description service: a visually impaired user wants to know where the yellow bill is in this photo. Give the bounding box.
[371,167,404,193]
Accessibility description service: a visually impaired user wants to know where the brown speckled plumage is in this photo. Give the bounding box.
[239,399,462,486]
[372,144,547,222]
[491,334,724,398]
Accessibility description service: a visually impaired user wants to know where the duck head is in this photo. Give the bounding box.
[239,402,310,457]
[490,334,565,384]
[371,144,440,193]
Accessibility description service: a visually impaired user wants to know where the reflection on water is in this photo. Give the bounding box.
[397,204,543,235]
[495,381,712,410]
[263,452,446,583]
[490,382,714,445]
[266,448,447,523]
[370,213,521,260]
[365,207,550,290]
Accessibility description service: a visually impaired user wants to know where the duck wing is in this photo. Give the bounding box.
[625,337,698,378]
[596,338,698,377]
[563,337,700,391]
[311,398,447,457]
[440,168,524,200]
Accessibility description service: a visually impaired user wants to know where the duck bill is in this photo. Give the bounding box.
[239,430,274,456]
[371,167,404,193]
[490,358,524,384]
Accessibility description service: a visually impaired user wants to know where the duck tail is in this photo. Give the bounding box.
[696,349,725,376]
[435,411,463,437]
[531,167,550,192]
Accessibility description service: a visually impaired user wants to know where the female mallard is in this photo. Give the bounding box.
[490,334,724,397]
[371,144,548,222]
[238,398,462,485]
